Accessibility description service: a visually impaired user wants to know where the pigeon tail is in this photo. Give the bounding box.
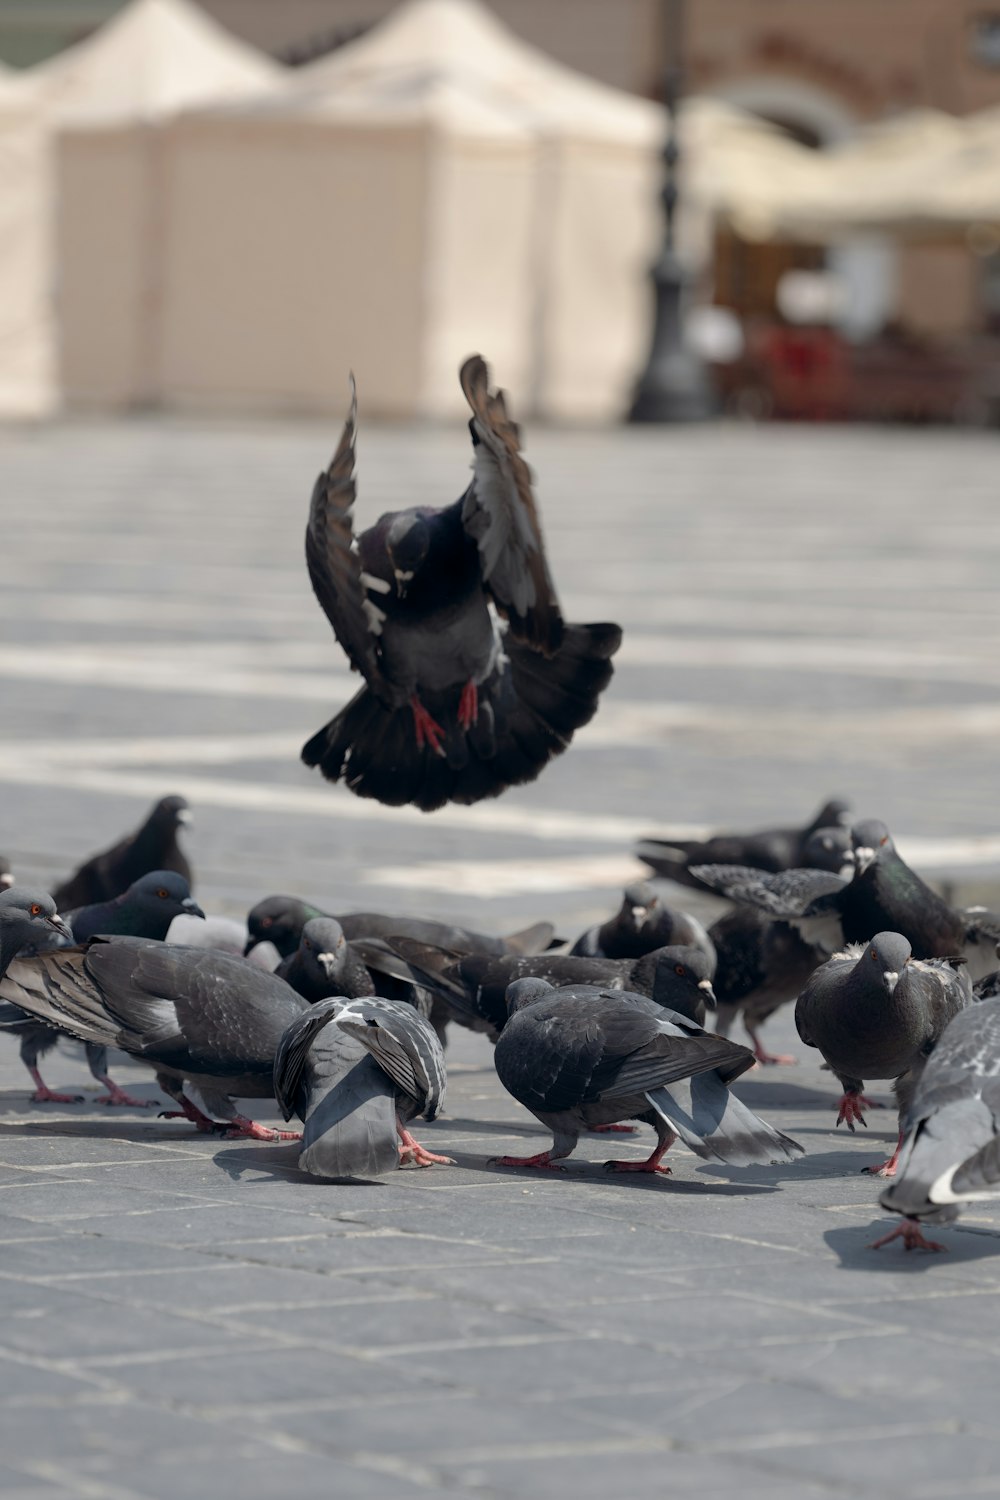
[644,1072,804,1166]
[302,621,621,813]
[881,1096,996,1222]
[298,1051,401,1179]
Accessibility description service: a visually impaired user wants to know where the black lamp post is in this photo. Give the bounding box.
[629,0,716,422]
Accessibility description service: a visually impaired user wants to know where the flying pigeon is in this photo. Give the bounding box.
[569,882,716,967]
[380,940,717,1039]
[636,799,851,889]
[274,996,451,1177]
[0,937,308,1140]
[275,917,377,1005]
[244,894,554,963]
[491,979,803,1175]
[1,872,205,1107]
[53,796,193,910]
[300,355,621,811]
[794,932,972,1175]
[873,999,1000,1252]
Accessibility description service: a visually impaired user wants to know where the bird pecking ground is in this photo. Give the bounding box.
[1,416,1000,1498]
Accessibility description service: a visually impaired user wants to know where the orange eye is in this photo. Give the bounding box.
[872,950,879,961]
[157,888,169,899]
[880,835,888,846]
[30,903,42,916]
[674,964,686,976]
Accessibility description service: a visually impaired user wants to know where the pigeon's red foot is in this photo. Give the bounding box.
[836,1093,873,1131]
[589,1123,637,1134]
[223,1116,302,1142]
[397,1126,454,1167]
[410,696,446,757]
[603,1159,672,1175]
[94,1079,159,1108]
[159,1096,222,1132]
[751,1043,798,1067]
[862,1132,903,1178]
[458,678,479,731]
[490,1151,566,1171]
[29,1086,84,1105]
[870,1217,946,1253]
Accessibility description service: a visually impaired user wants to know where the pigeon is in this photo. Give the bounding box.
[491,979,803,1175]
[0,938,308,1139]
[974,949,1000,1001]
[380,940,717,1039]
[0,872,207,1107]
[794,932,972,1175]
[636,799,851,889]
[53,796,193,910]
[274,996,451,1177]
[0,888,72,975]
[244,894,554,963]
[710,906,826,1066]
[300,355,621,811]
[873,999,1000,1252]
[167,913,280,970]
[570,882,715,968]
[275,918,377,1005]
[0,856,13,890]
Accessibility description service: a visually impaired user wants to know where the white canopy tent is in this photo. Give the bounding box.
[0,0,281,415]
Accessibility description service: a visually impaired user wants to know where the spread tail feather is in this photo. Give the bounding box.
[645,1072,804,1166]
[302,621,621,813]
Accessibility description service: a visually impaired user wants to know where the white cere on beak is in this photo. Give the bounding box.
[853,846,875,873]
[883,971,899,994]
[0,873,12,888]
[176,810,193,826]
[630,906,648,925]
[697,979,713,992]
[318,952,338,976]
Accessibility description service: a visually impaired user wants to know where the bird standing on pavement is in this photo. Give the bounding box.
[795,932,972,1176]
[301,355,621,811]
[873,999,1000,1252]
[570,882,715,968]
[491,979,802,1177]
[274,996,451,1177]
[275,917,377,1005]
[53,796,193,910]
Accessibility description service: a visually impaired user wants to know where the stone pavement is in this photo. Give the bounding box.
[1,416,1000,1499]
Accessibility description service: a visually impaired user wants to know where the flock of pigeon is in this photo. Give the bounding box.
[2,354,999,1259]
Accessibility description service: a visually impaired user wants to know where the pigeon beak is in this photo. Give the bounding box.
[853,846,875,875]
[393,568,413,599]
[629,905,648,927]
[182,898,206,920]
[697,978,717,1010]
[45,912,71,938]
[0,873,13,889]
[883,970,899,994]
[317,953,339,979]
[176,810,193,827]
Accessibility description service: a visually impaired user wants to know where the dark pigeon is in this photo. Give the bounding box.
[795,932,972,1175]
[0,888,71,975]
[244,893,554,963]
[380,940,717,1039]
[709,906,827,1066]
[299,355,621,811]
[636,799,851,889]
[873,999,1000,1252]
[0,938,308,1139]
[274,996,451,1177]
[490,979,802,1176]
[275,918,377,1005]
[974,948,1000,1001]
[7,870,207,1108]
[53,796,192,910]
[570,882,716,967]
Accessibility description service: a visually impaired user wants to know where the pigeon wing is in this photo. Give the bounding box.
[305,377,393,702]
[335,998,447,1119]
[690,863,846,917]
[273,997,344,1121]
[459,354,563,655]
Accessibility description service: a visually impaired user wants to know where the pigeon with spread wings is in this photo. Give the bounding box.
[301,355,621,812]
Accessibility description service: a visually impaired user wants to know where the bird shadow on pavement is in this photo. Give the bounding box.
[211,1141,388,1187]
[429,1114,546,1138]
[698,1147,887,1186]
[482,1157,780,1195]
[735,1078,888,1112]
[824,1221,1000,1271]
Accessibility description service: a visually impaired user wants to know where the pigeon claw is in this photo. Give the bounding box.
[869,1217,946,1253]
[457,678,479,731]
[862,1133,903,1179]
[603,1159,672,1175]
[410,695,447,757]
[223,1117,303,1142]
[489,1151,566,1171]
[751,1045,798,1067]
[396,1123,453,1167]
[29,1087,84,1105]
[94,1081,159,1108]
[836,1093,871,1132]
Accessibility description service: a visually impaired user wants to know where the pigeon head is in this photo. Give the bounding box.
[0,856,12,890]
[863,931,912,994]
[504,978,556,1015]
[651,945,716,1012]
[0,886,71,967]
[299,917,347,981]
[851,819,894,875]
[151,795,191,831]
[385,513,430,596]
[802,826,853,875]
[816,799,851,829]
[620,882,658,931]
[126,871,205,924]
[245,895,318,958]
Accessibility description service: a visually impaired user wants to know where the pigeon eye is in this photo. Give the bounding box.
[880,835,888,846]
[30,903,42,916]
[674,964,686,976]
[157,888,169,899]
[872,950,879,961]
[261,917,272,928]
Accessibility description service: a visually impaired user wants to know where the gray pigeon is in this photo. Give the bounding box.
[795,932,972,1175]
[873,999,1000,1252]
[710,905,822,1066]
[0,888,71,973]
[301,355,621,811]
[0,856,13,890]
[274,996,451,1177]
[0,937,308,1139]
[491,979,803,1176]
[570,882,716,968]
[275,917,376,1005]
[636,799,851,888]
